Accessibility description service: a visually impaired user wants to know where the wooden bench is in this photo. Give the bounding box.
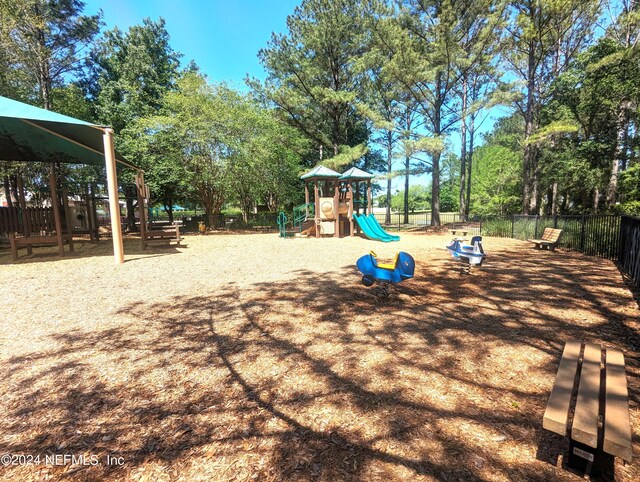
[543,341,632,474]
[450,228,469,237]
[8,233,74,260]
[143,224,181,248]
[528,227,563,251]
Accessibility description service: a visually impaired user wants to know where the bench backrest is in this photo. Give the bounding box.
[541,227,563,243]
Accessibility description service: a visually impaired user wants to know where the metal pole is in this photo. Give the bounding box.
[103,128,124,265]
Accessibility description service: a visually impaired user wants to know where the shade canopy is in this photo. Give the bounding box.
[300,165,341,180]
[0,95,137,169]
[340,167,374,180]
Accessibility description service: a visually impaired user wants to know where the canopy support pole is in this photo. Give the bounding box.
[103,128,124,265]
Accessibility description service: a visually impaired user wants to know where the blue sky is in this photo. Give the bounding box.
[83,0,300,89]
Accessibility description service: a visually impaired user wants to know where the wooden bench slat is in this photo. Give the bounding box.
[572,343,601,448]
[543,340,582,435]
[604,349,633,462]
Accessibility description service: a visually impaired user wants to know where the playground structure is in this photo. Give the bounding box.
[356,250,415,297]
[278,166,399,242]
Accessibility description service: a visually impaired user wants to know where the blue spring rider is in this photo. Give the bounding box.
[446,235,486,272]
[356,251,415,297]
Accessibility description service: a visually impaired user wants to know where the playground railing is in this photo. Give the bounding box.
[293,203,314,230]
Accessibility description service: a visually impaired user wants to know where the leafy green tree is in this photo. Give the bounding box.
[467,114,523,215]
[147,73,232,226]
[503,0,601,214]
[536,36,640,213]
[470,145,521,215]
[88,17,181,132]
[389,184,430,213]
[253,0,369,169]
[0,0,101,109]
[87,17,182,223]
[373,1,504,225]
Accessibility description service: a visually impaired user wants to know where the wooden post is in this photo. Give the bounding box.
[136,171,147,249]
[49,165,64,257]
[354,181,360,234]
[314,179,320,238]
[103,128,125,265]
[333,180,340,238]
[304,182,309,218]
[367,180,372,215]
[348,183,354,236]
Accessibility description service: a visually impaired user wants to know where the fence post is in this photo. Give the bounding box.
[511,215,515,239]
[553,214,558,229]
[534,215,539,238]
[580,215,586,252]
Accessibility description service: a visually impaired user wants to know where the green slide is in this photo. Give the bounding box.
[366,214,400,241]
[353,214,397,242]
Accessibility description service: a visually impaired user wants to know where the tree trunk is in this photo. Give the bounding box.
[431,150,441,226]
[465,113,475,219]
[10,174,19,206]
[163,203,174,224]
[593,187,599,212]
[403,155,410,225]
[385,132,392,225]
[459,73,468,222]
[551,181,558,216]
[33,2,52,110]
[126,196,137,232]
[522,40,537,214]
[607,99,631,207]
[431,76,442,227]
[3,175,13,207]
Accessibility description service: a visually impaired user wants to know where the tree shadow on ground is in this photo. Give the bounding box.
[0,242,638,481]
[0,237,185,265]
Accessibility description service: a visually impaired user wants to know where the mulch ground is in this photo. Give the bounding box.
[0,232,638,481]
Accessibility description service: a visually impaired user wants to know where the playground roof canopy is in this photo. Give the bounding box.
[300,165,341,180]
[340,167,374,180]
[0,95,137,169]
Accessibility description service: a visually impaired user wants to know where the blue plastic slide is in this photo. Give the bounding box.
[366,214,400,241]
[353,214,398,242]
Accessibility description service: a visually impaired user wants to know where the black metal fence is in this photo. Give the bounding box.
[619,216,640,287]
[372,211,465,229]
[179,212,280,232]
[481,215,622,260]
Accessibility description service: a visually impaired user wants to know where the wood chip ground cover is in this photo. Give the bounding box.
[0,233,638,481]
